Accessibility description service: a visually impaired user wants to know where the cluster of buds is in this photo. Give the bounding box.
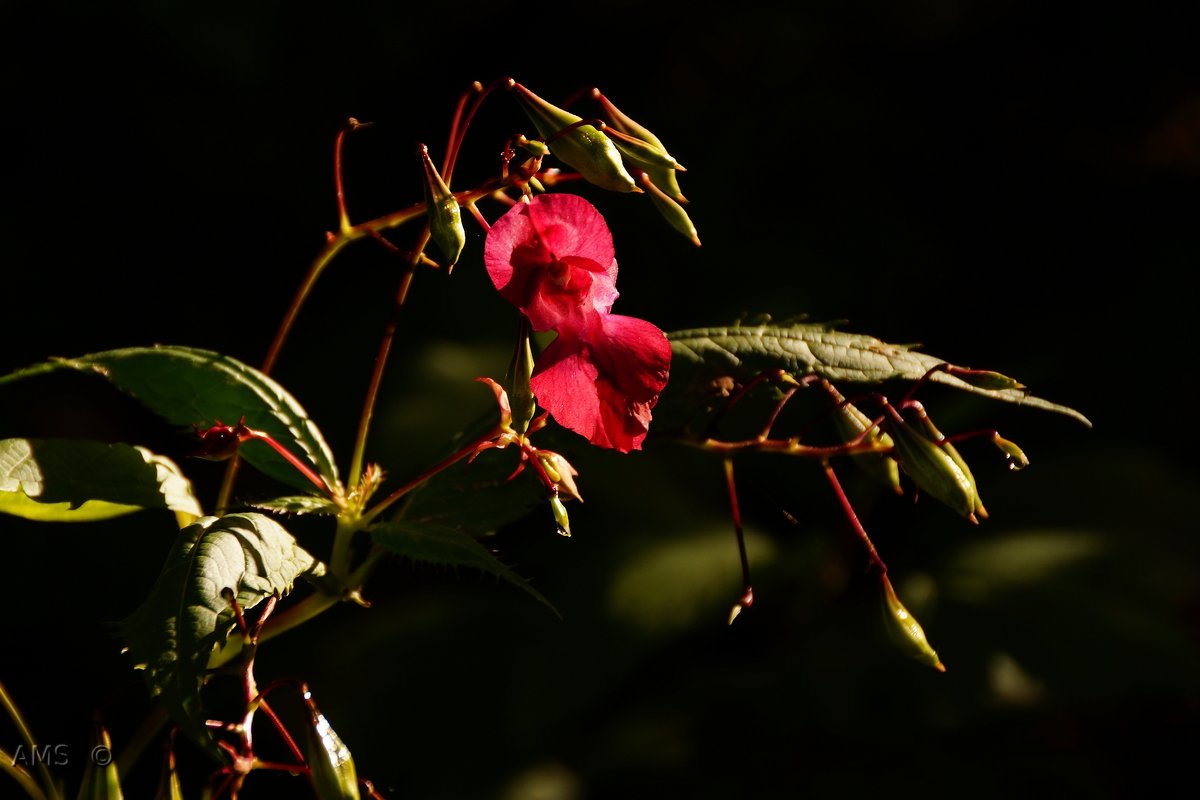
[508,81,699,246]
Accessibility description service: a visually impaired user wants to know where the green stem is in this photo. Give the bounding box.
[361,424,504,525]
[346,229,429,491]
[0,678,60,800]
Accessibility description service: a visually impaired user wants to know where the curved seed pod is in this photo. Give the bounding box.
[911,410,987,520]
[509,81,636,193]
[305,693,361,800]
[420,146,466,269]
[829,396,902,495]
[549,494,571,537]
[592,88,687,201]
[993,434,1030,471]
[881,574,945,672]
[639,173,700,246]
[507,323,537,436]
[885,412,979,522]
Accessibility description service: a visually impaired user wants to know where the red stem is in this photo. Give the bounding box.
[821,461,887,574]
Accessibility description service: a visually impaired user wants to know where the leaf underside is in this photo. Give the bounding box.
[119,512,323,756]
[0,438,202,522]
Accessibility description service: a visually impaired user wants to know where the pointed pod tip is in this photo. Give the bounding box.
[934,661,947,673]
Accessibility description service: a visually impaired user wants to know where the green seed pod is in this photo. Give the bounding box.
[77,726,123,800]
[946,367,1026,391]
[420,145,466,269]
[881,574,945,672]
[829,397,902,495]
[305,694,361,800]
[507,321,537,436]
[509,80,636,193]
[639,173,700,246]
[885,412,980,522]
[591,88,687,201]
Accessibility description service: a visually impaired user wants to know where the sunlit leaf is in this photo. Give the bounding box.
[0,438,202,522]
[251,494,341,516]
[119,513,325,756]
[0,347,341,496]
[661,323,1090,431]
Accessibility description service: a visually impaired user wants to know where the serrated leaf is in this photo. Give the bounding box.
[663,323,1090,428]
[0,438,202,522]
[251,495,341,516]
[0,346,341,496]
[119,512,325,756]
[371,520,557,615]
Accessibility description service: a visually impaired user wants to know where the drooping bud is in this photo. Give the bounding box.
[420,145,466,269]
[593,89,687,202]
[828,393,902,495]
[638,173,701,246]
[304,691,361,800]
[507,318,537,436]
[509,80,637,193]
[881,574,945,672]
[549,493,571,537]
[992,434,1030,471]
[884,409,982,522]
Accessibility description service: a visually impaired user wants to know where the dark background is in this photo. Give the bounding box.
[2,1,1197,798]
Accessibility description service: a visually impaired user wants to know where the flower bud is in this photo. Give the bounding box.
[993,434,1030,471]
[885,410,982,522]
[829,395,902,495]
[593,89,687,202]
[304,692,361,800]
[638,172,700,246]
[538,450,583,502]
[549,493,571,537]
[420,145,466,269]
[509,80,637,193]
[507,321,537,436]
[881,574,945,672]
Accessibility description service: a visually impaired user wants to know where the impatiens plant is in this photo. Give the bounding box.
[0,78,1086,798]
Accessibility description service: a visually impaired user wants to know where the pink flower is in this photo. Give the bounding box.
[485,194,671,452]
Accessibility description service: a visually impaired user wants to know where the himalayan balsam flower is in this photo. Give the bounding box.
[485,194,671,452]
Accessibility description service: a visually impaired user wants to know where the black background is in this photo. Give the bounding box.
[2,2,1197,798]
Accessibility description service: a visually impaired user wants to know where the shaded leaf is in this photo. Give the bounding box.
[0,347,341,495]
[119,513,324,756]
[662,323,1090,431]
[371,520,557,615]
[0,438,202,522]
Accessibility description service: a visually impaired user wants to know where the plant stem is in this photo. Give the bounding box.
[0,750,47,800]
[346,228,430,491]
[822,460,887,573]
[0,678,59,800]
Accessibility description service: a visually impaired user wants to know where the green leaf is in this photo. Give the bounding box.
[0,346,341,496]
[119,512,325,756]
[251,495,341,516]
[371,520,557,615]
[663,323,1090,428]
[0,438,202,522]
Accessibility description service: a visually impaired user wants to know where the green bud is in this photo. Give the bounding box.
[77,726,123,800]
[639,173,700,246]
[420,145,466,269]
[829,396,902,495]
[593,89,687,202]
[509,80,637,193]
[305,693,361,800]
[549,494,571,537]
[507,319,537,435]
[993,434,1030,471]
[881,574,945,672]
[885,411,981,522]
[946,366,1026,391]
[538,451,583,502]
